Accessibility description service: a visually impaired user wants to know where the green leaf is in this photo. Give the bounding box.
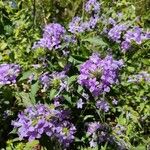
[131,145,146,150]
[19,71,33,81]
[49,89,57,100]
[83,115,94,121]
[16,92,32,107]
[0,42,7,50]
[68,75,77,85]
[29,81,39,104]
[127,66,135,72]
[82,37,108,47]
[63,94,72,104]
[25,140,39,149]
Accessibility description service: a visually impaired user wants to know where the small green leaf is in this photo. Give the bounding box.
[19,71,33,81]
[82,37,108,47]
[83,115,94,121]
[30,81,39,104]
[16,92,32,107]
[49,89,57,100]
[68,75,77,85]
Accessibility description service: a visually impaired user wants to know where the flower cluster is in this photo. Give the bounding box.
[68,0,100,34]
[87,122,113,148]
[0,64,21,85]
[108,23,150,51]
[96,99,110,112]
[85,0,100,14]
[33,23,65,50]
[122,27,150,51]
[87,122,101,136]
[78,53,123,96]
[108,24,128,43]
[12,103,76,147]
[39,71,68,92]
[68,16,99,34]
[128,71,150,83]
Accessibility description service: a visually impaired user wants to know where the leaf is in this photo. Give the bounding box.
[25,140,39,149]
[63,94,72,104]
[19,71,33,81]
[127,66,135,72]
[83,115,94,121]
[0,42,7,50]
[68,75,77,85]
[131,145,146,150]
[82,37,108,47]
[49,89,57,100]
[29,81,39,104]
[16,92,32,107]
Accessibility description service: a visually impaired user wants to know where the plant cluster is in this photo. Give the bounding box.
[0,0,150,150]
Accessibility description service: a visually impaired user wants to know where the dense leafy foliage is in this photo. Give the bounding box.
[0,0,150,149]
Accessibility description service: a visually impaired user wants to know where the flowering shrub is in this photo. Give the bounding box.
[0,0,150,150]
[78,53,123,96]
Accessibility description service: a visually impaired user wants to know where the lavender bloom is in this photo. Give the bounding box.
[68,16,99,34]
[88,16,99,29]
[108,24,128,43]
[108,18,116,26]
[33,23,65,50]
[124,27,143,44]
[128,71,150,83]
[85,0,100,14]
[12,104,76,147]
[64,35,77,44]
[39,71,68,92]
[77,98,84,109]
[39,72,50,91]
[112,99,118,105]
[78,53,123,96]
[87,122,100,135]
[55,121,76,148]
[122,27,150,51]
[89,139,97,147]
[68,17,85,33]
[121,41,131,51]
[96,100,110,112]
[0,64,21,85]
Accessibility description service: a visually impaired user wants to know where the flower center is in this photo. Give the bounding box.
[90,69,102,80]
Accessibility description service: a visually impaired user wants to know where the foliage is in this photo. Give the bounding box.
[0,0,150,149]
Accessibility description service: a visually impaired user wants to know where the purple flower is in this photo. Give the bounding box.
[112,99,118,105]
[108,18,116,26]
[88,16,99,29]
[128,71,150,83]
[33,23,65,50]
[77,98,84,109]
[89,139,97,147]
[12,103,76,147]
[68,17,85,33]
[121,41,131,51]
[108,24,128,43]
[39,72,50,91]
[55,121,76,148]
[85,0,100,14]
[68,16,99,34]
[39,71,68,92]
[96,100,110,112]
[122,27,150,51]
[78,53,123,96]
[87,122,100,135]
[0,64,21,85]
